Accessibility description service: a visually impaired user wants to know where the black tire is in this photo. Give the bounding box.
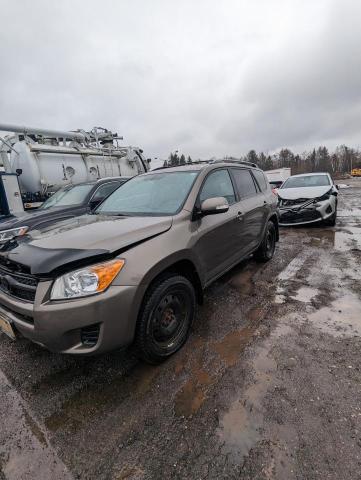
[254,221,276,262]
[135,274,196,364]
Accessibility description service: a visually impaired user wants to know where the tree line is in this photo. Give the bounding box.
[164,145,360,174]
[244,146,360,174]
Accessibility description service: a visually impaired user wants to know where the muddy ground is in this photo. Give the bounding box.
[1,178,361,480]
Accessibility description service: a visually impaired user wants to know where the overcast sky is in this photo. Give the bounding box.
[1,0,361,164]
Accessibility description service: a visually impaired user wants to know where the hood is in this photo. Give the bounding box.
[278,186,331,200]
[0,214,173,276]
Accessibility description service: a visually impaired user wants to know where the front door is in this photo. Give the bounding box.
[193,169,242,284]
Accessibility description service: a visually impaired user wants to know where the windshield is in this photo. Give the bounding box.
[40,184,94,209]
[281,175,330,189]
[97,171,199,216]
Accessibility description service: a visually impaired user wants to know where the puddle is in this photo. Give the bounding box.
[174,308,264,417]
[307,227,361,252]
[228,268,255,295]
[45,363,160,433]
[173,368,212,417]
[278,255,308,281]
[290,286,319,303]
[217,322,293,460]
[217,345,276,460]
[212,327,254,367]
[308,292,361,337]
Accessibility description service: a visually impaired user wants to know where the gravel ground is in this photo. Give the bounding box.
[1,178,361,480]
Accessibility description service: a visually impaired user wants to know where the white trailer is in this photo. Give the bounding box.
[0,124,150,210]
[264,168,291,188]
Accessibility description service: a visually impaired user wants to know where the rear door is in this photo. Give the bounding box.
[194,169,242,283]
[230,168,267,254]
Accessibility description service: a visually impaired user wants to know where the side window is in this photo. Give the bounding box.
[199,170,236,205]
[92,182,120,202]
[252,170,269,192]
[231,169,257,198]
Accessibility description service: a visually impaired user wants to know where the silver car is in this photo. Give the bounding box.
[277,172,338,226]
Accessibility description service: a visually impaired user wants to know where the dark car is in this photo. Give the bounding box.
[0,162,279,362]
[0,177,130,242]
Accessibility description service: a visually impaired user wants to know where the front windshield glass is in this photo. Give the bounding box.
[40,184,94,209]
[97,171,199,216]
[281,175,330,189]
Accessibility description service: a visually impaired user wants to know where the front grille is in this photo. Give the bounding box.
[0,266,38,302]
[81,324,100,347]
[280,209,321,224]
[280,198,310,207]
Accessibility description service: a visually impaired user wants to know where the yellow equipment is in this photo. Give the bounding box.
[351,168,361,177]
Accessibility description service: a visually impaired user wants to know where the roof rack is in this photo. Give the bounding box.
[152,159,259,171]
[210,159,259,168]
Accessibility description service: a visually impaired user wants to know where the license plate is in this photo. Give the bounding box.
[0,312,16,340]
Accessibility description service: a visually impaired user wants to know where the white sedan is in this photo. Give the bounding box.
[277,172,338,226]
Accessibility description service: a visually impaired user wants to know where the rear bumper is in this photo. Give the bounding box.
[0,283,145,355]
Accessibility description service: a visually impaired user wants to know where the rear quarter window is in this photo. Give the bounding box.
[252,169,269,192]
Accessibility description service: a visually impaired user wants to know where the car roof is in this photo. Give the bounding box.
[288,172,331,178]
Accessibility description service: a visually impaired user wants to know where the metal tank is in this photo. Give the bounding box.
[0,124,149,206]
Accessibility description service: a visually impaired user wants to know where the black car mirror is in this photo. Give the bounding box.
[90,198,103,210]
[201,197,229,215]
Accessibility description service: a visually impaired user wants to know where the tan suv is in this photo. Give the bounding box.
[0,161,279,363]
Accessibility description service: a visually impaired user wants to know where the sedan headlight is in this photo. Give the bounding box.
[316,190,332,202]
[51,259,125,300]
[0,226,29,243]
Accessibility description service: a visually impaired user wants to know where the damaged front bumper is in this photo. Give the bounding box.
[278,198,335,226]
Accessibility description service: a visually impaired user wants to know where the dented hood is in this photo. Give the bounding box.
[278,186,331,200]
[0,214,172,275]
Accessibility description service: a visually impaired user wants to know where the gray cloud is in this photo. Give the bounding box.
[1,0,361,164]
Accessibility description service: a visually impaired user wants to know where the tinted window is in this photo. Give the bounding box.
[40,184,94,209]
[199,170,236,205]
[252,170,268,192]
[281,175,330,188]
[231,169,257,197]
[97,171,199,216]
[92,182,120,202]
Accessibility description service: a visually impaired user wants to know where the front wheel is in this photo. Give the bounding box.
[135,274,196,364]
[254,221,276,262]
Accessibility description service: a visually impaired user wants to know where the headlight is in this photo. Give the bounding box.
[316,190,332,202]
[51,259,125,300]
[0,226,29,243]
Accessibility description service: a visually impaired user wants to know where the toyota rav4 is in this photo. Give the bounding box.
[0,161,279,363]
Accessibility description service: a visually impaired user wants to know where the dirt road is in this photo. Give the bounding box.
[1,179,361,480]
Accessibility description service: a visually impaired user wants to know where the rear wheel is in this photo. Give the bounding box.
[254,221,276,262]
[135,274,196,364]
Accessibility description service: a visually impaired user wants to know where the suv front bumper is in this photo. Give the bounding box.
[0,282,145,354]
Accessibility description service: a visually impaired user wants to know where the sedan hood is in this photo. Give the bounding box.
[0,214,173,275]
[278,186,331,200]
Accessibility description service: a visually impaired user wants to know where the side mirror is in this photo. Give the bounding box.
[200,197,229,215]
[90,198,103,210]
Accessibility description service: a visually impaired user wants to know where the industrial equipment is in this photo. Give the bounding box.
[0,123,149,210]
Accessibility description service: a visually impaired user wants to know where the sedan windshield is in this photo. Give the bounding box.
[40,184,94,210]
[281,175,330,189]
[97,171,199,216]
